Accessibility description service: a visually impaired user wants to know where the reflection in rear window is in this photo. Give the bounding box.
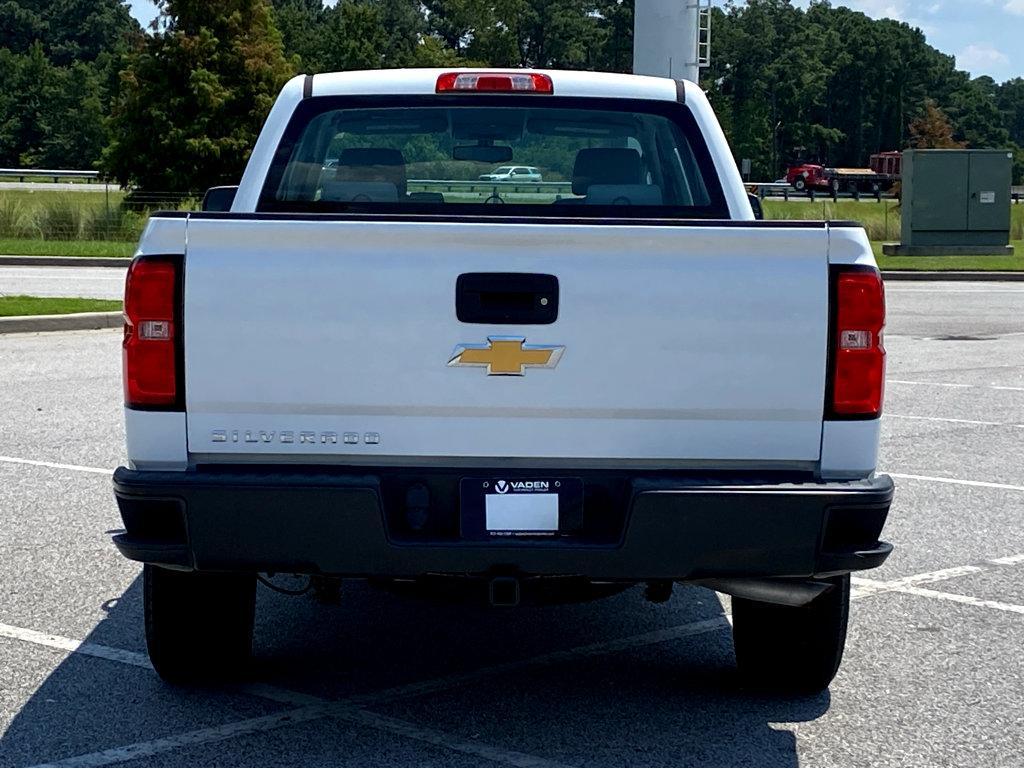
[259,96,728,218]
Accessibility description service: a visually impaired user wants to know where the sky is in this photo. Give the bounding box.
[127,0,1024,82]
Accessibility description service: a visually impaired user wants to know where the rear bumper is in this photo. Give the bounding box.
[111,467,893,580]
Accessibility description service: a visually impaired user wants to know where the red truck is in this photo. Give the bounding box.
[787,152,901,193]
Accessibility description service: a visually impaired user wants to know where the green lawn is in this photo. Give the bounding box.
[874,241,1024,271]
[0,295,122,317]
[0,238,134,257]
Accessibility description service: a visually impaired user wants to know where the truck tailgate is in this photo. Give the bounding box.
[183,218,829,464]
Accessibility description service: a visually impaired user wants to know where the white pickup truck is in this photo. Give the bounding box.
[113,68,893,693]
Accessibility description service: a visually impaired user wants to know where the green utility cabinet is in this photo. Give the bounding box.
[885,149,1014,256]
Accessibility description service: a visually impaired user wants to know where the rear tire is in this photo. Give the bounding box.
[732,574,850,694]
[144,565,256,684]
[792,178,806,192]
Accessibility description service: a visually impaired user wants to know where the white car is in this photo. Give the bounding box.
[113,68,892,693]
[479,165,543,182]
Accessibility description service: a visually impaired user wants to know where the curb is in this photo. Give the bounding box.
[0,312,122,334]
[881,271,1024,282]
[0,255,130,268]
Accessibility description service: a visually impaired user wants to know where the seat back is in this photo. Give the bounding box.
[571,148,643,196]
[336,148,407,197]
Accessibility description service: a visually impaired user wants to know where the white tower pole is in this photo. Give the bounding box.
[632,0,709,84]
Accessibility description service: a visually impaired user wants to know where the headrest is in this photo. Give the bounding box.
[336,148,407,196]
[572,148,643,196]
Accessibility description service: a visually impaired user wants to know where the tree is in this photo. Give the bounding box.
[103,0,296,192]
[270,0,326,71]
[0,0,140,63]
[908,99,966,149]
[0,43,107,168]
[318,1,389,71]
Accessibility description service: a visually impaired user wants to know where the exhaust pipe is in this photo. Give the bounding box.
[489,576,521,607]
[697,578,834,607]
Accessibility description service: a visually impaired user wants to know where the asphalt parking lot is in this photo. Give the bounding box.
[1,281,1023,766]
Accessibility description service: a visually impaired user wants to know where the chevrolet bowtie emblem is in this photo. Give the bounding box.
[448,336,565,376]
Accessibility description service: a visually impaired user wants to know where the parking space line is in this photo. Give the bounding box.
[36,706,334,768]
[335,709,553,768]
[884,287,1024,293]
[989,554,1024,566]
[886,585,1024,616]
[0,622,151,669]
[888,380,976,389]
[886,414,1014,428]
[14,549,1024,767]
[887,473,1024,493]
[0,456,111,475]
[888,380,1024,392]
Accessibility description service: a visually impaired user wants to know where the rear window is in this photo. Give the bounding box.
[259,95,728,218]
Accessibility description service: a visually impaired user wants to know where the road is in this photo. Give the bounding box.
[1,283,1023,766]
[0,182,115,193]
[0,265,126,300]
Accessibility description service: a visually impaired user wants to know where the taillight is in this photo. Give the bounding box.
[436,72,554,94]
[123,255,182,409]
[829,267,886,419]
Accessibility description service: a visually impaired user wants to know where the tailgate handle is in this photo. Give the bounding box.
[456,273,558,324]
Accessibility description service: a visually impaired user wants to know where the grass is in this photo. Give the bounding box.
[0,189,196,247]
[0,238,135,257]
[875,242,1024,271]
[0,295,122,317]
[0,190,1020,267]
[763,198,906,241]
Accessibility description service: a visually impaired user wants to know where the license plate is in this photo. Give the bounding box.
[460,478,584,540]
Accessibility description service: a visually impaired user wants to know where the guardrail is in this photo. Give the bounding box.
[0,168,103,183]
[408,179,572,195]
[745,181,899,202]
[751,182,1024,204]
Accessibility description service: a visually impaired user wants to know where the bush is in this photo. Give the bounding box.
[0,195,31,239]
[32,197,85,241]
[84,204,146,241]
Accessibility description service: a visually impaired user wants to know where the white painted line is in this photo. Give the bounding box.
[36,706,333,768]
[885,288,1024,293]
[346,616,733,709]
[4,625,561,767]
[886,414,1008,427]
[17,550,1024,767]
[887,473,1024,493]
[887,564,989,588]
[337,709,552,768]
[0,623,151,669]
[989,553,1024,566]
[0,456,111,475]
[892,585,1024,616]
[888,379,1024,393]
[888,380,975,389]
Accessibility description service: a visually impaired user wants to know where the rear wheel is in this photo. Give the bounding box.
[732,574,850,694]
[144,565,256,684]
[792,178,806,192]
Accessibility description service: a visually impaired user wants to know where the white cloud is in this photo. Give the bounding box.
[1005,0,1024,15]
[956,43,1011,75]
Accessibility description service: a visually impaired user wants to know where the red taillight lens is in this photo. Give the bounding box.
[123,256,180,409]
[436,72,554,94]
[830,268,886,418]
